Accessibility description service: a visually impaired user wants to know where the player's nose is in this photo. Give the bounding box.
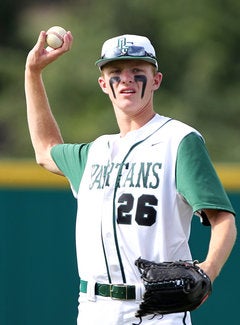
[120,70,134,84]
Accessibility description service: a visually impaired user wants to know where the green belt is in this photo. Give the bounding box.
[80,280,136,300]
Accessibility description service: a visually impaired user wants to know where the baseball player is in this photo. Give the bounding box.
[25,31,236,325]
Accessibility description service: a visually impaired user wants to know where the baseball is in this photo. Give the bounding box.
[46,26,67,49]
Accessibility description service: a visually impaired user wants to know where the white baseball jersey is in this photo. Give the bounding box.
[51,114,234,324]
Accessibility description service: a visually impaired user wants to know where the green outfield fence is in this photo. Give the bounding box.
[0,161,239,325]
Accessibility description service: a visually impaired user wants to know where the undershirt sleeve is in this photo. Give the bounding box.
[51,143,91,195]
[176,132,235,218]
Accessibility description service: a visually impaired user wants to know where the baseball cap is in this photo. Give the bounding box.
[95,34,158,69]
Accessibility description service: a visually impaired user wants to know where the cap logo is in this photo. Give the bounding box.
[117,37,134,52]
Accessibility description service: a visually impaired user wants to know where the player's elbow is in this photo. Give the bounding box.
[35,148,62,175]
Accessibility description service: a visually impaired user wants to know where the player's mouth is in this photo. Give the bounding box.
[120,88,136,95]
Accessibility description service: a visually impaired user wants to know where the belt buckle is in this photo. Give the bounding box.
[110,284,129,300]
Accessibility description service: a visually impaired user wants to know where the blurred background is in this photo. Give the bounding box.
[0,0,239,161]
[0,1,239,325]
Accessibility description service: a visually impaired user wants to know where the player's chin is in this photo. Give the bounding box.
[117,94,141,106]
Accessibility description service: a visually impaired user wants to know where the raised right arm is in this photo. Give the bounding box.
[24,30,73,174]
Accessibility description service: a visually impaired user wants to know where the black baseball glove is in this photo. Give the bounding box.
[135,257,212,320]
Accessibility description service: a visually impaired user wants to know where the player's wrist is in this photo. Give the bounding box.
[198,260,220,283]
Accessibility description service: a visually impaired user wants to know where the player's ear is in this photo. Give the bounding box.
[153,72,163,91]
[98,76,109,94]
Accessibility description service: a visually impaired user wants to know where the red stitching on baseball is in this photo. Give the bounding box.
[47,31,64,42]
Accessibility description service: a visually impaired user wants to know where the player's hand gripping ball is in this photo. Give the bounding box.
[46,26,67,49]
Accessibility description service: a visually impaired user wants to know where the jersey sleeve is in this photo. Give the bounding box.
[176,132,235,221]
[51,143,91,195]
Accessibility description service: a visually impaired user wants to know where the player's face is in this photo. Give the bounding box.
[98,60,162,115]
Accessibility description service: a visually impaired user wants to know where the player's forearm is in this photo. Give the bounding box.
[201,210,236,282]
[25,68,63,170]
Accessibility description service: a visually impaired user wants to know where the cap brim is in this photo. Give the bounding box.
[95,56,158,69]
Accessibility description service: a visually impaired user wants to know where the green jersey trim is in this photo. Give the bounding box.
[176,132,235,216]
[51,143,91,194]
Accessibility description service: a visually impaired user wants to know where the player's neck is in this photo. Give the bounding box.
[117,110,156,137]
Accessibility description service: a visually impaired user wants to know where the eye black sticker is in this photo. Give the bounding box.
[134,75,147,98]
[109,77,121,98]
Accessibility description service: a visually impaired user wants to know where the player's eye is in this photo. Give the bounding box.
[109,69,121,75]
[132,68,143,74]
